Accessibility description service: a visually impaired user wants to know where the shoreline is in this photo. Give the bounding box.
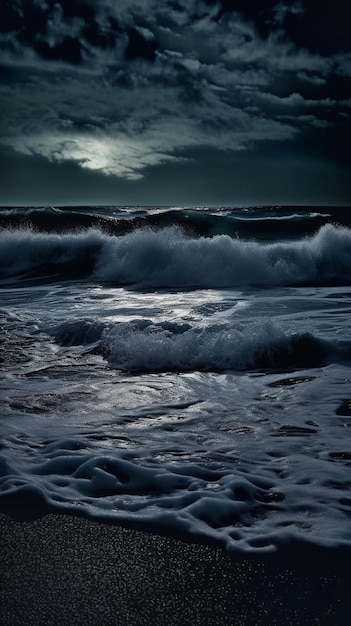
[1,512,350,625]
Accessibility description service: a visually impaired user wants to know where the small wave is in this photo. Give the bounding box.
[0,206,63,217]
[47,319,107,347]
[0,206,119,236]
[0,205,343,241]
[95,319,349,373]
[46,317,349,373]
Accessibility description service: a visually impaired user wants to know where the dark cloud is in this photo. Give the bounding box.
[34,36,82,64]
[125,27,157,61]
[0,0,350,204]
[282,1,351,54]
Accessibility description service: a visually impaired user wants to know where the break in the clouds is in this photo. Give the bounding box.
[1,0,350,204]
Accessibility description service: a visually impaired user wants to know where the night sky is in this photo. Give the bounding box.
[1,0,350,206]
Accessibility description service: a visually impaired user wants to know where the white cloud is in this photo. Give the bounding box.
[297,72,327,86]
[334,53,351,78]
[273,1,304,25]
[43,3,85,47]
[33,0,48,9]
[255,92,336,110]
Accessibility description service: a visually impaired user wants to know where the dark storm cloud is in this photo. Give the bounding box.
[0,0,350,202]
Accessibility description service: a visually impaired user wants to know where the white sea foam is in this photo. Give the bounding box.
[232,212,329,221]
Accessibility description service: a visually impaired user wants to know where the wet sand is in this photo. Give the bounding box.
[0,513,350,625]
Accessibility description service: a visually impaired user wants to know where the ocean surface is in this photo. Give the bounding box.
[1,205,351,555]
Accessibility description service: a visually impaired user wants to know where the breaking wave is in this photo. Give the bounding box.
[1,224,351,288]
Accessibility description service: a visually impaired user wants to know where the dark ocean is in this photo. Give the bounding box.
[1,205,351,555]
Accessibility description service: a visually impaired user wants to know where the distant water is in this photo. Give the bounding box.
[1,205,351,554]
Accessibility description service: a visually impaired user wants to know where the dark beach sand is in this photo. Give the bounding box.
[0,513,350,625]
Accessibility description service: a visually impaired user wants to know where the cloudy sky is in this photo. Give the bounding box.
[1,0,350,206]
